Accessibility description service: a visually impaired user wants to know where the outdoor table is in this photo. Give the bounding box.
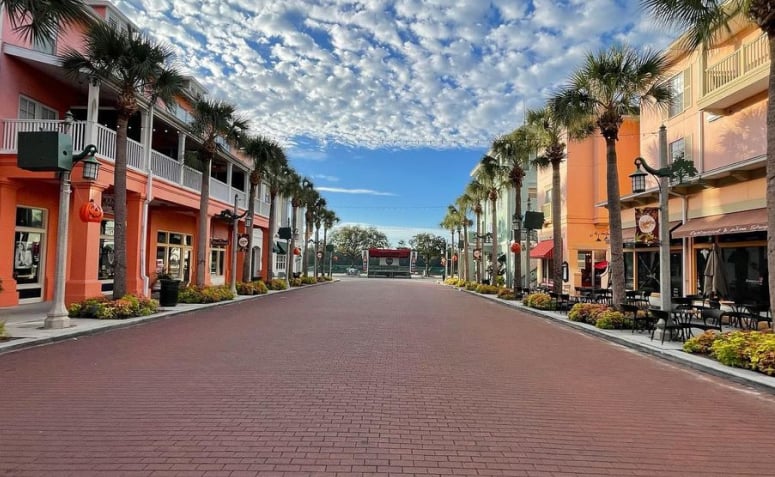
[720,300,748,328]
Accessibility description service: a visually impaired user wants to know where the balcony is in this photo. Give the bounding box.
[0,118,271,218]
[699,33,770,113]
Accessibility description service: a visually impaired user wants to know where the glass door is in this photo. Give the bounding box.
[14,207,47,302]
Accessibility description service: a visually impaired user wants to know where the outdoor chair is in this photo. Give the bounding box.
[697,308,724,333]
[649,309,684,344]
[618,303,655,333]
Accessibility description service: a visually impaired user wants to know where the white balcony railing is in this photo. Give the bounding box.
[705,33,769,94]
[151,150,182,183]
[2,118,267,221]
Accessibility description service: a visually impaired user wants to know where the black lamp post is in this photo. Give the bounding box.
[217,195,248,295]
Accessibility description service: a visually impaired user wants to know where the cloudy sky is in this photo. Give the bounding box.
[115,0,674,245]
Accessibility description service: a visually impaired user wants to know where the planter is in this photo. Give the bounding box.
[159,279,181,307]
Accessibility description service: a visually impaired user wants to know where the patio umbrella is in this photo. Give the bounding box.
[703,243,728,299]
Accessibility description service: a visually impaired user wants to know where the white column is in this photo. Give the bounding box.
[658,125,671,312]
[178,133,186,184]
[85,78,100,146]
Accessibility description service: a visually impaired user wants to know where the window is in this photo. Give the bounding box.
[155,231,193,282]
[668,68,691,118]
[14,207,47,301]
[19,96,57,120]
[210,248,226,277]
[669,136,693,183]
[32,29,56,54]
[98,220,115,291]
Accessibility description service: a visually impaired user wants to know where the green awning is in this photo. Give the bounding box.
[272,242,287,254]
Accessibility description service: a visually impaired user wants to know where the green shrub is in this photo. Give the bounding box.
[301,276,318,285]
[749,333,775,375]
[68,294,158,319]
[683,330,720,354]
[524,292,552,310]
[497,287,515,300]
[568,303,609,324]
[236,281,269,295]
[178,285,234,304]
[0,320,8,339]
[710,331,764,369]
[594,309,628,330]
[268,279,287,290]
[465,281,478,291]
[475,284,499,295]
[290,278,303,287]
[444,277,458,285]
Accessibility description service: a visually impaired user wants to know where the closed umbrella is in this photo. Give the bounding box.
[703,243,728,299]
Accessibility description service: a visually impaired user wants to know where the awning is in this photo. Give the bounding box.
[594,261,608,270]
[272,241,287,254]
[672,208,767,239]
[530,240,553,259]
[622,221,682,241]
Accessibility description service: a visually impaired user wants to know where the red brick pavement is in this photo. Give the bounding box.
[2,279,775,476]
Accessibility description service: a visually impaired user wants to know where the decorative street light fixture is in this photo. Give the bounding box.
[17,111,99,329]
[629,126,672,312]
[217,195,248,295]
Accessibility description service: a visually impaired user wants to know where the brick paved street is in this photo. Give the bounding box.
[2,279,775,476]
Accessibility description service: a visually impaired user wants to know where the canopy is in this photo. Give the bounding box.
[530,240,553,259]
[672,208,766,239]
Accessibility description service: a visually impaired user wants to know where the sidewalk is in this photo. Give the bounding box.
[0,286,307,355]
[458,286,775,393]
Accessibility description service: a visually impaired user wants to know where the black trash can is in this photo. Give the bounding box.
[159,279,181,307]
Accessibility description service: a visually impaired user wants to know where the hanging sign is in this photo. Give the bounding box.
[635,207,659,244]
[237,233,249,251]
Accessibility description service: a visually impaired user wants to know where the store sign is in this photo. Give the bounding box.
[635,208,659,244]
[210,238,229,248]
[237,234,249,251]
[101,194,115,215]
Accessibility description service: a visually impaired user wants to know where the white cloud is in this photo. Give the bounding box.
[115,0,669,149]
[312,174,340,182]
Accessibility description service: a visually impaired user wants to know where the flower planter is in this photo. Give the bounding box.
[159,279,181,307]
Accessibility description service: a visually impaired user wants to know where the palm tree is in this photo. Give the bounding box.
[550,44,671,306]
[475,154,507,286]
[321,209,340,277]
[241,135,283,282]
[264,154,298,282]
[455,194,475,282]
[279,169,303,284]
[465,180,488,283]
[491,127,534,293]
[61,22,184,299]
[301,182,323,276]
[641,0,775,325]
[189,98,249,286]
[440,207,461,277]
[527,106,595,293]
[2,0,93,43]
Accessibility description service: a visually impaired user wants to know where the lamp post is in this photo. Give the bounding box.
[217,194,247,296]
[512,212,521,296]
[629,125,671,312]
[45,112,100,329]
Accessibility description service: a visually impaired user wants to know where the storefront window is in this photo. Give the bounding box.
[210,248,225,277]
[98,220,115,289]
[14,206,46,301]
[722,245,767,302]
[155,231,192,282]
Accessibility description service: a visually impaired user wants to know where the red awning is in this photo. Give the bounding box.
[672,208,767,239]
[594,261,608,270]
[530,240,553,259]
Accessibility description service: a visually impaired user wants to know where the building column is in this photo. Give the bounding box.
[0,179,21,306]
[178,132,186,184]
[65,182,107,303]
[84,78,101,146]
[125,191,147,295]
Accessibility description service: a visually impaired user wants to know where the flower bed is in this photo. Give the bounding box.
[236,281,268,295]
[684,330,775,376]
[524,292,552,310]
[178,285,235,304]
[68,295,158,319]
[267,279,287,290]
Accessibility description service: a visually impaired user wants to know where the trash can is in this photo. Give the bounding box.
[159,279,180,307]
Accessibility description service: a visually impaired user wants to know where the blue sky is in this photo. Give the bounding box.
[115,0,674,245]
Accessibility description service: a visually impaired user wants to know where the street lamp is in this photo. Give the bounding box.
[629,149,672,312]
[511,212,521,296]
[217,194,248,295]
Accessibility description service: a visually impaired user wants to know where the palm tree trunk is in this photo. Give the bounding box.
[767,34,775,329]
[242,181,257,282]
[267,193,277,282]
[196,157,212,286]
[461,222,469,281]
[288,205,298,284]
[112,113,129,299]
[513,182,522,293]
[304,217,312,276]
[552,161,563,292]
[322,226,328,277]
[475,211,481,283]
[490,195,498,286]
[605,138,625,305]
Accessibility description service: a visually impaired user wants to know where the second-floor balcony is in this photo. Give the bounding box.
[699,33,770,113]
[0,118,271,218]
